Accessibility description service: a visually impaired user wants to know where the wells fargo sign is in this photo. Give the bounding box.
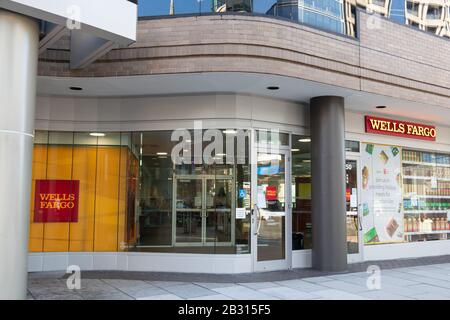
[265,186,278,201]
[34,180,79,223]
[365,116,436,141]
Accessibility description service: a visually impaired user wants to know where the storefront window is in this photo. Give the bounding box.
[29,131,137,253]
[345,140,360,153]
[291,135,312,250]
[129,129,251,254]
[360,143,450,245]
[403,149,450,242]
[256,129,290,146]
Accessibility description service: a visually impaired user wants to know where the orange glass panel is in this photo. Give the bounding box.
[118,147,128,251]
[29,145,47,252]
[43,146,73,252]
[69,146,97,251]
[94,146,120,251]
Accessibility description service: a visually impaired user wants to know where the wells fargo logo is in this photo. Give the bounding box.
[365,116,436,141]
[34,180,79,223]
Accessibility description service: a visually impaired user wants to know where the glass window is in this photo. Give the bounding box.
[137,0,350,36]
[427,5,442,20]
[98,132,121,146]
[34,130,48,144]
[74,132,98,145]
[29,131,137,253]
[291,135,312,250]
[407,1,419,16]
[346,159,359,254]
[48,131,74,145]
[129,129,251,254]
[345,140,360,153]
[403,149,450,242]
[256,129,290,146]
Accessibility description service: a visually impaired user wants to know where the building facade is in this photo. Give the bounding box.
[1,0,450,299]
[29,2,450,274]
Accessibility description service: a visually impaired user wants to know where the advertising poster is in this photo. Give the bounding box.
[361,143,403,244]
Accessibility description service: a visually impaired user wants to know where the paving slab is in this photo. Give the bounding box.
[164,284,217,299]
[212,285,279,300]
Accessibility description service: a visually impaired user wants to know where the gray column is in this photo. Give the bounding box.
[0,10,39,299]
[310,96,347,272]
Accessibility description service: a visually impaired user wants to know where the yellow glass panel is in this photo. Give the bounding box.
[69,146,97,251]
[43,146,73,252]
[29,145,47,252]
[94,146,120,251]
[118,147,128,251]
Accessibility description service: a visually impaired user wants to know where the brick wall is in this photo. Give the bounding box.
[38,11,450,109]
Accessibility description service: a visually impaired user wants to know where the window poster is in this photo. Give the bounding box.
[361,143,403,244]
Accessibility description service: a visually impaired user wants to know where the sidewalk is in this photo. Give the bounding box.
[27,257,450,300]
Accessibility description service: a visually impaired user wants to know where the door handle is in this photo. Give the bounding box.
[254,205,263,236]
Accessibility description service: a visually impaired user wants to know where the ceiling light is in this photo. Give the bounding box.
[216,153,226,156]
[267,86,280,90]
[298,138,311,142]
[302,159,311,163]
[223,129,237,134]
[376,105,387,109]
[157,152,168,156]
[69,86,83,91]
[89,132,105,137]
[291,149,300,152]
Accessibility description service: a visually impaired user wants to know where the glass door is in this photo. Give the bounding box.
[173,177,203,245]
[252,149,291,271]
[205,177,235,246]
[346,156,363,262]
[173,175,235,246]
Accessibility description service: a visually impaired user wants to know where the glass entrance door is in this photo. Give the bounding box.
[173,175,234,246]
[253,149,291,271]
[346,157,363,262]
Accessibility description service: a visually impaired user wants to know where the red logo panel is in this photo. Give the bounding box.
[34,180,79,223]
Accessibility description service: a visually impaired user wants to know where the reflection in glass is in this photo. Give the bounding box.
[256,153,286,261]
[346,159,359,254]
[130,129,251,254]
[403,149,450,242]
[291,135,312,250]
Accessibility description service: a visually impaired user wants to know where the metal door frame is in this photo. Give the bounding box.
[346,154,364,263]
[251,143,292,272]
[172,174,235,247]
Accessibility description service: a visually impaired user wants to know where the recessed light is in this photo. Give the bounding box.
[302,159,311,163]
[157,152,168,156]
[89,132,105,137]
[291,149,300,152]
[298,138,311,142]
[267,86,279,90]
[223,129,237,134]
[70,86,83,91]
[376,105,387,109]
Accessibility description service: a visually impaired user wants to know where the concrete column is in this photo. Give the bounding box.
[0,10,39,299]
[310,96,347,272]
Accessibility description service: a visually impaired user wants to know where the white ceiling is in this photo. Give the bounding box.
[37,72,450,127]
